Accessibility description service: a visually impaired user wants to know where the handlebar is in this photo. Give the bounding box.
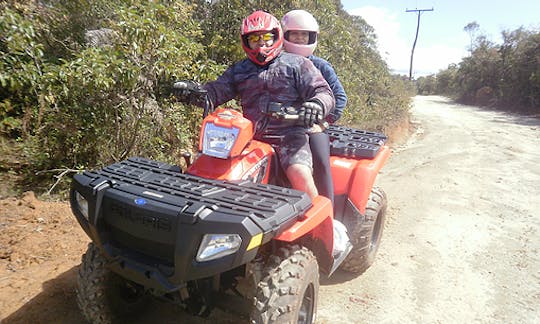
[267,109,328,129]
[172,81,325,128]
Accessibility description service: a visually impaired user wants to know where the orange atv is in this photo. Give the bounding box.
[70,82,389,323]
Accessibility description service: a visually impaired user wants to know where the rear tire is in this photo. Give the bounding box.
[340,187,387,274]
[251,245,319,324]
[76,243,148,324]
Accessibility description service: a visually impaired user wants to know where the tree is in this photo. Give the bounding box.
[464,21,480,54]
[431,25,539,113]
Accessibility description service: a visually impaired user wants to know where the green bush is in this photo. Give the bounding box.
[1,0,412,194]
[425,25,540,113]
[1,1,224,188]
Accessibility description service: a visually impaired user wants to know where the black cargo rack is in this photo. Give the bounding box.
[81,157,312,234]
[326,125,387,159]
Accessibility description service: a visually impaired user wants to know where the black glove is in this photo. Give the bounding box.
[171,80,207,106]
[298,100,324,128]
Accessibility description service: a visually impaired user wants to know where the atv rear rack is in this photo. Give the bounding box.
[326,125,387,159]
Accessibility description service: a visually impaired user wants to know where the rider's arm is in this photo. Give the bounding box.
[296,57,335,118]
[310,56,347,123]
[203,65,239,107]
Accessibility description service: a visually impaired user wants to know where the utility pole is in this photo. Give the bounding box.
[406,8,433,80]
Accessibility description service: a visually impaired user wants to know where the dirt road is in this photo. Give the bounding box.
[1,96,539,323]
[317,96,540,323]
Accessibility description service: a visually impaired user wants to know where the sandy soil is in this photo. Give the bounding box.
[317,96,540,323]
[1,96,539,323]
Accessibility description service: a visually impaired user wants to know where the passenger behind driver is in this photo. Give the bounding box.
[281,9,348,207]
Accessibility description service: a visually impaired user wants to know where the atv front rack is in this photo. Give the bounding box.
[74,157,312,235]
[326,125,388,159]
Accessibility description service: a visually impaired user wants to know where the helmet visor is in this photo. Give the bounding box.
[247,32,275,43]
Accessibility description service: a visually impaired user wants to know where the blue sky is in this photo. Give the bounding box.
[341,0,540,77]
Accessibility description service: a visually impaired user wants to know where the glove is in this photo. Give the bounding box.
[298,100,324,128]
[171,80,207,106]
[172,80,199,96]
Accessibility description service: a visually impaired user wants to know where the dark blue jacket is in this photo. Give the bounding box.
[309,55,347,123]
[204,52,335,135]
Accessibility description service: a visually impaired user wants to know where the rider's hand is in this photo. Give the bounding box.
[171,80,206,106]
[299,100,324,128]
[172,80,200,96]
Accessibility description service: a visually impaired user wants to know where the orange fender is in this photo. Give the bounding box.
[274,196,335,272]
[331,145,390,214]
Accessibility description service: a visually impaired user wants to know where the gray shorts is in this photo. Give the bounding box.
[276,129,313,170]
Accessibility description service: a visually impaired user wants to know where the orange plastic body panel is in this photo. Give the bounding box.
[187,140,274,182]
[189,107,275,182]
[275,195,333,242]
[198,108,253,158]
[274,195,335,273]
[330,145,390,214]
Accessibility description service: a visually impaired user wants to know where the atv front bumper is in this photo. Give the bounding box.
[70,157,311,292]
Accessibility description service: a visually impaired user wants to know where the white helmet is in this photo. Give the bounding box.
[281,10,319,57]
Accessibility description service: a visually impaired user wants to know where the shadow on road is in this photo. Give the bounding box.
[2,267,85,324]
[427,96,540,127]
[320,269,361,286]
[2,267,244,324]
[490,114,540,127]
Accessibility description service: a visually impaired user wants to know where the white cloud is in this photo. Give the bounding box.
[348,6,466,76]
[414,45,466,75]
[348,7,408,68]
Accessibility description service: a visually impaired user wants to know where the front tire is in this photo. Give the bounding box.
[76,243,148,324]
[340,187,387,274]
[251,245,319,324]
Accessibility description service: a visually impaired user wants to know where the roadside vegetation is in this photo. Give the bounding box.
[416,22,540,114]
[0,0,414,196]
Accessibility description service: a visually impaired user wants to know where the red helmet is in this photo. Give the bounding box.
[241,11,283,65]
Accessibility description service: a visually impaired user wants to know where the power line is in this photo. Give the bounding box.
[406,7,434,80]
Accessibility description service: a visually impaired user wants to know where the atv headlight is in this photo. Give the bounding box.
[74,191,89,220]
[196,234,242,262]
[202,123,239,159]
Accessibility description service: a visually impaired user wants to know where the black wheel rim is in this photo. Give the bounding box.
[298,282,315,324]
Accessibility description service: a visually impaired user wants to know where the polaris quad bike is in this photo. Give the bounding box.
[70,82,390,323]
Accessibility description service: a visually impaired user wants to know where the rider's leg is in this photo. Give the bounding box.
[277,130,318,199]
[309,132,334,206]
[286,163,318,198]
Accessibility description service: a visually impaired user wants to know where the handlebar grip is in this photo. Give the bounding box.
[281,114,299,120]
